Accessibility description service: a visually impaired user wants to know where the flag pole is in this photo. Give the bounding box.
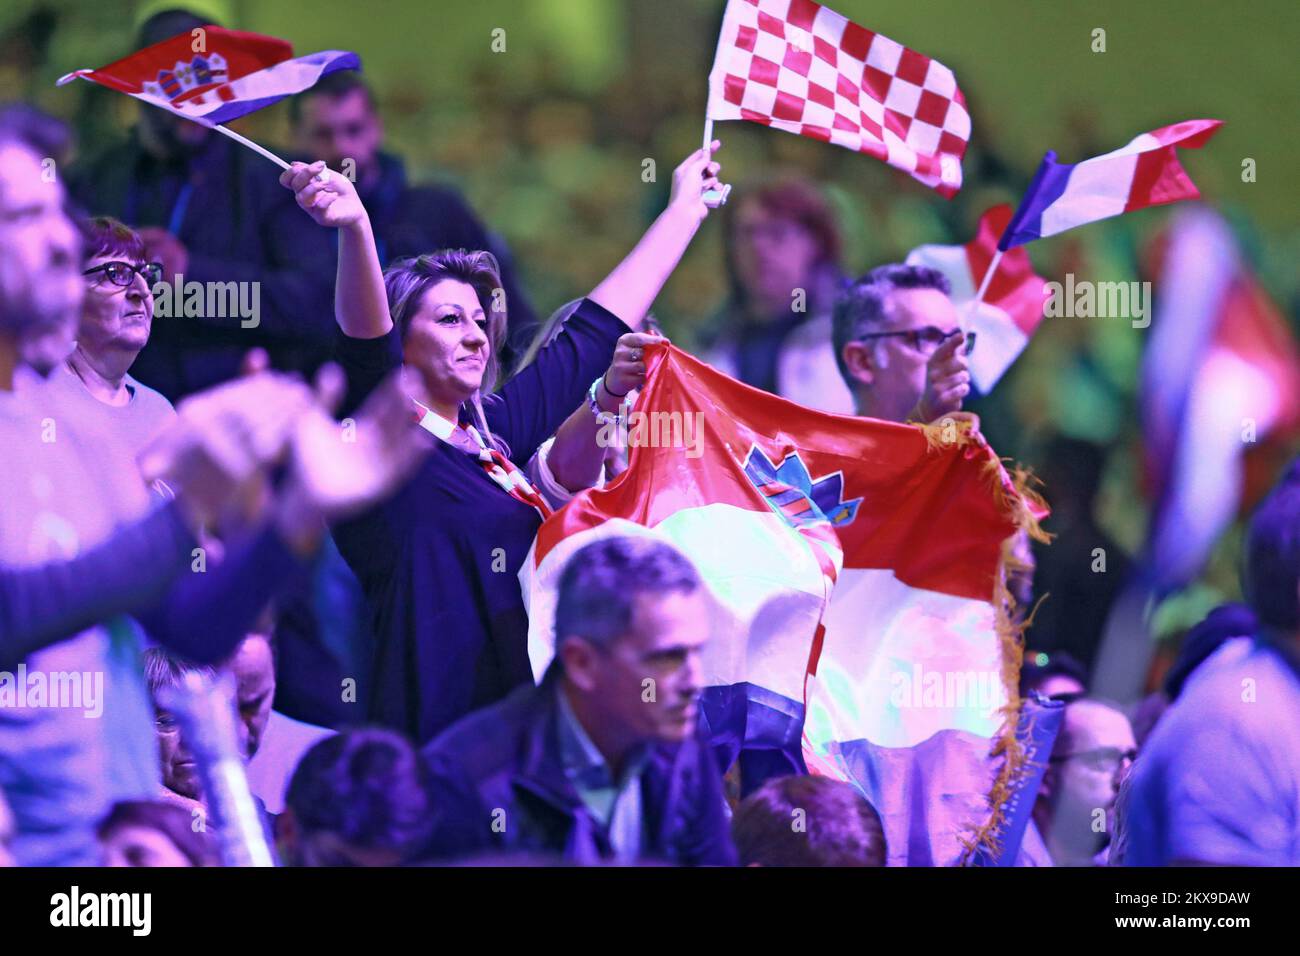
[972,249,1004,305]
[212,123,328,182]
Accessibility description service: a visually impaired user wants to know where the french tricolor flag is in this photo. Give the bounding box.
[57,26,359,128]
[907,205,1051,393]
[999,119,1222,250]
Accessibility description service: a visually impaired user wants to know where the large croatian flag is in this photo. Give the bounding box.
[906,205,1051,393]
[999,119,1222,250]
[57,26,359,127]
[521,344,1044,865]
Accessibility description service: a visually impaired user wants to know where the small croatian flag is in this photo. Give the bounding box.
[57,26,360,128]
[998,119,1222,250]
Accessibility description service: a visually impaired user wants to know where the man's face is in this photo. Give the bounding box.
[573,589,710,745]
[226,635,275,760]
[80,253,155,363]
[731,201,820,317]
[843,287,960,422]
[1047,703,1137,838]
[0,142,83,371]
[293,90,382,182]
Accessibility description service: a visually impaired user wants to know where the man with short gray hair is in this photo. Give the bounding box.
[423,535,736,865]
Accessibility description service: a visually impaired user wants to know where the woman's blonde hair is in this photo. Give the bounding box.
[384,249,509,452]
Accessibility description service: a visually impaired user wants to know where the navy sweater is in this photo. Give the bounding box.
[334,298,626,742]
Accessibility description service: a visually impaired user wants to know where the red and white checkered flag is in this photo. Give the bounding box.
[707,0,970,197]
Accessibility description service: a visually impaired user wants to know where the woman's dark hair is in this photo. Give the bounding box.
[79,216,147,265]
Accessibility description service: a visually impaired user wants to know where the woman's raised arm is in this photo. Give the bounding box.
[280,161,392,340]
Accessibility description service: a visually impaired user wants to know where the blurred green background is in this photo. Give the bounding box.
[3,0,1298,646]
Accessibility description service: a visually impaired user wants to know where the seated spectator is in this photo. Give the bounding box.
[1123,461,1300,865]
[69,8,337,399]
[98,799,217,867]
[289,69,536,359]
[702,179,852,413]
[423,536,735,865]
[143,648,232,819]
[1027,698,1136,866]
[279,728,434,867]
[732,775,886,866]
[225,631,276,761]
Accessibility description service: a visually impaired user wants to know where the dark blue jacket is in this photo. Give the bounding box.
[422,666,737,866]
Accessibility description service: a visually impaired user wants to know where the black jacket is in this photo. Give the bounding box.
[69,131,338,401]
[422,667,737,866]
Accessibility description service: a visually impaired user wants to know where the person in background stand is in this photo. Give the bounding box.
[290,70,537,362]
[68,8,336,400]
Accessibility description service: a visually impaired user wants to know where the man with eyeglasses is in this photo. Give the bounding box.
[1024,697,1136,866]
[831,263,972,424]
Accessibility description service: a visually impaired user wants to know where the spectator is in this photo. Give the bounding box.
[289,70,536,360]
[98,799,216,867]
[732,775,886,866]
[702,178,852,413]
[68,9,337,400]
[1026,698,1136,866]
[279,728,434,867]
[281,144,722,742]
[832,262,971,425]
[423,536,736,865]
[1123,461,1300,865]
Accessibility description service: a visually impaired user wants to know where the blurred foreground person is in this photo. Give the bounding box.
[1026,698,1136,866]
[0,104,429,865]
[279,728,433,866]
[98,799,216,867]
[732,775,886,866]
[424,536,735,865]
[1123,461,1300,865]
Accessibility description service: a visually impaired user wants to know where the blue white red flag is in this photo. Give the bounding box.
[57,26,360,127]
[521,343,1047,864]
[907,205,1052,393]
[999,119,1222,250]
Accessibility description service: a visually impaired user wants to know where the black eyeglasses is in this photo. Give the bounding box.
[83,260,163,288]
[1050,747,1137,772]
[856,326,975,356]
